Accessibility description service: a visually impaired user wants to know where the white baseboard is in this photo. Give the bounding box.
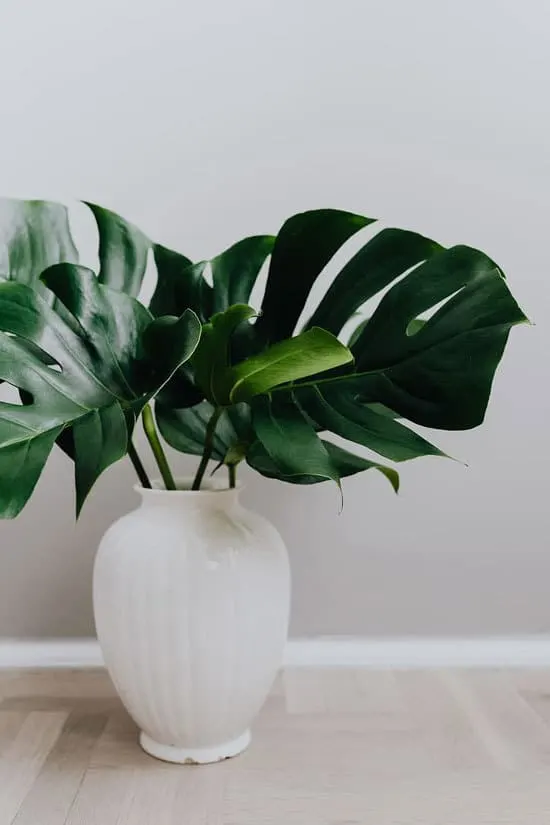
[2,637,550,670]
[283,637,550,668]
[0,639,104,669]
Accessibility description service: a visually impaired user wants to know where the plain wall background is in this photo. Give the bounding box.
[0,0,548,638]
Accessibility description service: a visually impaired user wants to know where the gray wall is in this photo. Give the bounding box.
[0,0,548,639]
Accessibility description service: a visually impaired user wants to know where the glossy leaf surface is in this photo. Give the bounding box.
[0,198,78,302]
[225,327,353,403]
[1,200,526,497]
[152,209,526,490]
[0,268,200,517]
[85,203,150,297]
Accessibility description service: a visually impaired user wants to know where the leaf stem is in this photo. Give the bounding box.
[142,404,177,490]
[192,407,223,491]
[128,441,152,488]
[228,463,237,489]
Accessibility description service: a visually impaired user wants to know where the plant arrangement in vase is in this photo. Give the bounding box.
[0,199,527,763]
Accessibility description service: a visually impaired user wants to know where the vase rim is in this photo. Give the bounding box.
[134,477,243,497]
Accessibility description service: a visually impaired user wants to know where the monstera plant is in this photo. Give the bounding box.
[0,198,527,518]
[0,196,528,766]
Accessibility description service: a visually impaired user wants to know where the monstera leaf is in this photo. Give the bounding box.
[153,209,527,487]
[85,202,151,297]
[0,265,200,517]
[0,198,156,298]
[0,198,79,297]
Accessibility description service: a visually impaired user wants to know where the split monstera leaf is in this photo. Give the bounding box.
[0,265,201,517]
[0,198,528,517]
[151,210,527,491]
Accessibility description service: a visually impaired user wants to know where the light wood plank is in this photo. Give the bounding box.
[396,669,494,770]
[225,772,550,825]
[0,669,115,700]
[0,711,67,823]
[2,668,550,822]
[284,667,406,715]
[13,712,108,825]
[283,668,327,714]
[0,711,27,754]
[119,769,227,825]
[63,768,137,825]
[88,708,152,770]
[1,693,122,715]
[443,669,550,769]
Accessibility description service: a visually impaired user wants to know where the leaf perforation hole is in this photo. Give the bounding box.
[294,221,380,336]
[0,381,31,406]
[246,255,271,315]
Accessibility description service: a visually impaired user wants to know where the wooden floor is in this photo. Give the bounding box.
[2,669,550,823]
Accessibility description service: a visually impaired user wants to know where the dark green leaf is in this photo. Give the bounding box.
[348,311,427,348]
[355,326,515,430]
[149,249,211,408]
[0,198,79,309]
[154,364,203,409]
[255,209,374,343]
[247,438,399,491]
[347,249,527,428]
[0,421,63,519]
[0,271,200,518]
[141,310,202,390]
[211,235,275,313]
[295,385,445,462]
[287,247,528,430]
[150,247,213,321]
[251,394,340,486]
[156,400,244,461]
[306,228,441,335]
[85,202,150,297]
[72,402,128,515]
[225,327,353,403]
[324,442,399,492]
[353,246,508,369]
[41,263,152,395]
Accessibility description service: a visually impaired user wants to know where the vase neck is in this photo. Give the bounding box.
[136,478,242,513]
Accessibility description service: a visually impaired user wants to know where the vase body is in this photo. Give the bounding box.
[93,480,290,764]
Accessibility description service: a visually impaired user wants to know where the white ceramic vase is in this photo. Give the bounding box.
[93,479,290,764]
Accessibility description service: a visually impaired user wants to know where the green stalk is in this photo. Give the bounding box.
[128,441,152,488]
[192,407,223,491]
[142,404,176,490]
[228,464,237,489]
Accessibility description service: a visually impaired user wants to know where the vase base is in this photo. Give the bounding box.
[139,729,251,765]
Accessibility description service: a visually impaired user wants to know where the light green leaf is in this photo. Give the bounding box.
[226,327,353,403]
